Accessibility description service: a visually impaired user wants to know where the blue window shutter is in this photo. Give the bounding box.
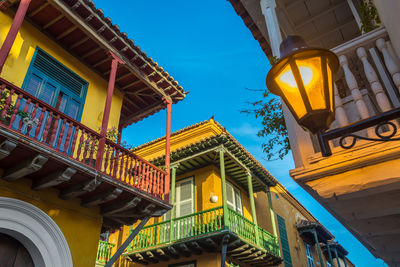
[277,214,293,267]
[22,48,88,121]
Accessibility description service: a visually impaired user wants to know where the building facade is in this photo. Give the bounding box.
[227,0,400,265]
[0,0,186,266]
[103,119,354,267]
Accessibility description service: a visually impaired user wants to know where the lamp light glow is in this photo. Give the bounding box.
[266,35,339,134]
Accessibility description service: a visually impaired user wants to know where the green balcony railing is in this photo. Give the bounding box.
[126,206,279,257]
[96,241,115,266]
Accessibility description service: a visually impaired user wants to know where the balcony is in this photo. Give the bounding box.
[289,27,400,263]
[288,27,400,167]
[0,77,170,230]
[124,206,281,266]
[96,241,115,266]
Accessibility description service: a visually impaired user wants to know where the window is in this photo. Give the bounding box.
[327,260,332,267]
[305,243,315,267]
[277,214,293,267]
[165,177,194,220]
[226,181,242,214]
[163,177,195,241]
[22,48,88,121]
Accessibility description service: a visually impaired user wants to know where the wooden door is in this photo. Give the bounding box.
[0,233,34,267]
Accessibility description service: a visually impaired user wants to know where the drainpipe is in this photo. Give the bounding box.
[95,52,124,171]
[266,187,280,256]
[312,229,325,267]
[0,0,31,74]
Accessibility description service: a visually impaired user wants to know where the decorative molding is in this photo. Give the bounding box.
[0,197,73,267]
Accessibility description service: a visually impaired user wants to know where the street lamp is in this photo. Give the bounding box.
[266,36,339,134]
[266,35,400,157]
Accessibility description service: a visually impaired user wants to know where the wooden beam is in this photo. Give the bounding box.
[3,154,48,181]
[143,252,159,264]
[0,140,16,160]
[81,46,102,59]
[59,178,100,200]
[32,167,76,190]
[154,249,170,261]
[189,241,202,255]
[70,36,90,49]
[166,247,180,259]
[204,238,217,251]
[116,71,132,82]
[101,196,141,215]
[43,14,64,30]
[93,56,109,67]
[82,187,123,207]
[122,79,142,90]
[56,25,77,40]
[178,243,191,257]
[28,2,49,17]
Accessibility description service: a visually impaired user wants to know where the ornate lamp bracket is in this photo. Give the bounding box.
[317,107,400,157]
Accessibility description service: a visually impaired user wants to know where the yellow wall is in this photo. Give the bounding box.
[0,178,102,267]
[0,10,123,132]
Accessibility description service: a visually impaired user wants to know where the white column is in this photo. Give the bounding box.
[376,38,400,92]
[260,0,282,57]
[339,54,374,137]
[346,0,363,32]
[357,46,393,112]
[334,83,349,127]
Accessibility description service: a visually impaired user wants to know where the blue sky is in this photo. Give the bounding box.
[95,1,386,266]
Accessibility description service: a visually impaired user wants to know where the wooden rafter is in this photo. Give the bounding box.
[28,2,50,17]
[70,36,90,49]
[56,25,77,40]
[42,14,64,29]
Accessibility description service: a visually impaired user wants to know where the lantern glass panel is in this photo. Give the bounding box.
[295,56,326,110]
[275,63,307,119]
[327,59,334,113]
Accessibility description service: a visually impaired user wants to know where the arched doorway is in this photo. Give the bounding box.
[0,233,34,267]
[0,197,73,267]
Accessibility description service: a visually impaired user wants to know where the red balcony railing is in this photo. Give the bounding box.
[0,77,167,200]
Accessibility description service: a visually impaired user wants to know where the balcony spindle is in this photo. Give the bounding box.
[357,47,393,113]
[81,132,89,163]
[70,124,79,154]
[18,98,30,131]
[339,54,373,137]
[334,83,349,127]
[26,102,38,135]
[88,133,95,167]
[35,107,45,139]
[42,111,53,143]
[376,38,400,92]
[57,118,67,150]
[9,94,22,127]
[49,115,60,147]
[64,122,72,154]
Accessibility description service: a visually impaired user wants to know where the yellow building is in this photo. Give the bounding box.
[0,0,186,266]
[106,119,354,267]
[226,0,400,265]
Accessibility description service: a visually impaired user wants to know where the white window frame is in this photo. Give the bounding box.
[226,181,243,215]
[305,242,315,267]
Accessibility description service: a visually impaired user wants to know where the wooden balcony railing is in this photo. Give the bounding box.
[96,241,115,266]
[126,206,279,257]
[0,77,167,200]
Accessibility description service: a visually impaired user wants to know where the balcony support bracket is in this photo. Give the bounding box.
[3,154,48,181]
[104,216,150,267]
[32,167,76,190]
